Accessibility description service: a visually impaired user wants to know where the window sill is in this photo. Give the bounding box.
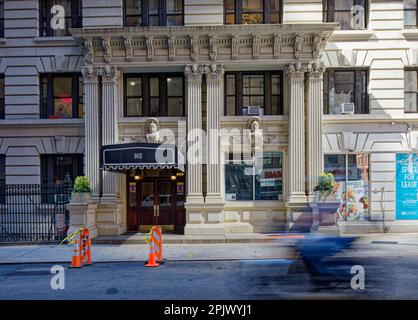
[0,118,84,126]
[329,30,374,41]
[222,115,288,123]
[33,36,76,43]
[403,29,418,40]
[323,113,418,123]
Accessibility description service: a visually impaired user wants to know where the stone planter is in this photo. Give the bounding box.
[309,191,340,234]
[70,192,92,204]
[66,192,98,239]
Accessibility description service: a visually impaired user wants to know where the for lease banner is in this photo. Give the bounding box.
[396,153,418,220]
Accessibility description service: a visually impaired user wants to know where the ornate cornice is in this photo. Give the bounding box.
[71,24,338,65]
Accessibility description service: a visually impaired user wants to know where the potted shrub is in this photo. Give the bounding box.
[71,176,92,203]
[310,172,340,232]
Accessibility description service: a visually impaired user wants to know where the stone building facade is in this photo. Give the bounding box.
[1,0,418,235]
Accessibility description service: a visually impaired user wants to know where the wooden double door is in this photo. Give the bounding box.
[127,174,185,233]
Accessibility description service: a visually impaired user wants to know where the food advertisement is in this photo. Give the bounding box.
[335,180,369,221]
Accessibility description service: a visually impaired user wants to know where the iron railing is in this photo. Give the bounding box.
[0,184,72,244]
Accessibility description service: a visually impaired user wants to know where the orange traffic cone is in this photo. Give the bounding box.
[145,240,159,267]
[70,239,82,268]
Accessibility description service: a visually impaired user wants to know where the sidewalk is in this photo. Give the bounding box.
[1,232,418,264]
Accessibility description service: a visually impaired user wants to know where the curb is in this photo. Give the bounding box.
[92,238,279,245]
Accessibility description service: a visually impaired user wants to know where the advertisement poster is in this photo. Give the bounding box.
[335,181,369,221]
[396,153,418,220]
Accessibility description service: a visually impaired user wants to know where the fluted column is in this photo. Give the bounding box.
[82,66,101,198]
[307,62,325,200]
[185,64,204,203]
[287,63,308,203]
[101,66,121,202]
[206,64,224,203]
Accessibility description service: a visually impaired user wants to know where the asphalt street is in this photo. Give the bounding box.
[0,255,417,300]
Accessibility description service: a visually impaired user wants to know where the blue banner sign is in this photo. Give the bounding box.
[396,153,418,220]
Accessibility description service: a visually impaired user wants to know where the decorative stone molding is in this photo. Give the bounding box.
[184,64,204,83]
[81,65,100,83]
[231,35,239,60]
[123,36,133,61]
[146,36,154,61]
[307,61,326,80]
[168,35,176,60]
[252,34,261,59]
[102,37,112,64]
[101,65,121,83]
[190,35,199,62]
[287,62,309,79]
[145,118,162,143]
[72,24,337,64]
[273,33,281,59]
[82,38,94,64]
[294,34,302,60]
[209,35,217,61]
[206,63,224,81]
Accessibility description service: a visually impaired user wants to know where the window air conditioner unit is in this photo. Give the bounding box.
[247,106,261,116]
[335,103,355,115]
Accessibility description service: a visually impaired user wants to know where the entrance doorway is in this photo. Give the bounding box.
[127,169,185,233]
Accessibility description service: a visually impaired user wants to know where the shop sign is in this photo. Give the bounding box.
[396,153,418,220]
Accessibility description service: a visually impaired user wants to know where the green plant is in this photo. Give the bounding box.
[314,172,337,200]
[73,176,91,193]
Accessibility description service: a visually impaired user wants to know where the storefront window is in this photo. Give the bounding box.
[225,152,283,201]
[324,154,369,221]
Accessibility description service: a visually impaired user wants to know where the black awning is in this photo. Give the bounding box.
[100,142,185,172]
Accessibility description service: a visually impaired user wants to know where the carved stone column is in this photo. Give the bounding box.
[287,63,308,203]
[185,64,204,204]
[206,64,224,203]
[82,66,101,198]
[101,66,121,202]
[307,62,325,200]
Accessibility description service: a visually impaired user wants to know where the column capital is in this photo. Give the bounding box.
[101,65,121,83]
[286,62,309,80]
[206,64,224,82]
[81,65,100,84]
[307,61,326,80]
[184,64,204,82]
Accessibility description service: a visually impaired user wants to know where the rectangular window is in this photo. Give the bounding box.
[323,69,368,115]
[324,153,369,221]
[40,74,84,119]
[40,0,82,37]
[41,154,83,185]
[405,69,418,113]
[0,0,4,38]
[405,0,418,28]
[124,0,184,27]
[225,152,283,201]
[0,75,4,119]
[225,71,282,116]
[125,74,184,117]
[224,0,282,24]
[323,0,367,30]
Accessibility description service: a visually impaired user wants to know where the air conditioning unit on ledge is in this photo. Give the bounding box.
[335,103,355,115]
[247,106,261,116]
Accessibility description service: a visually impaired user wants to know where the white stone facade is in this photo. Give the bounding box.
[0,0,418,235]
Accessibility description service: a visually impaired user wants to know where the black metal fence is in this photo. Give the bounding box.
[0,184,72,244]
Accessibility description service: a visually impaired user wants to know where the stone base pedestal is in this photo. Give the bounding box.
[66,198,98,239]
[184,202,226,236]
[285,201,311,232]
[96,201,126,236]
